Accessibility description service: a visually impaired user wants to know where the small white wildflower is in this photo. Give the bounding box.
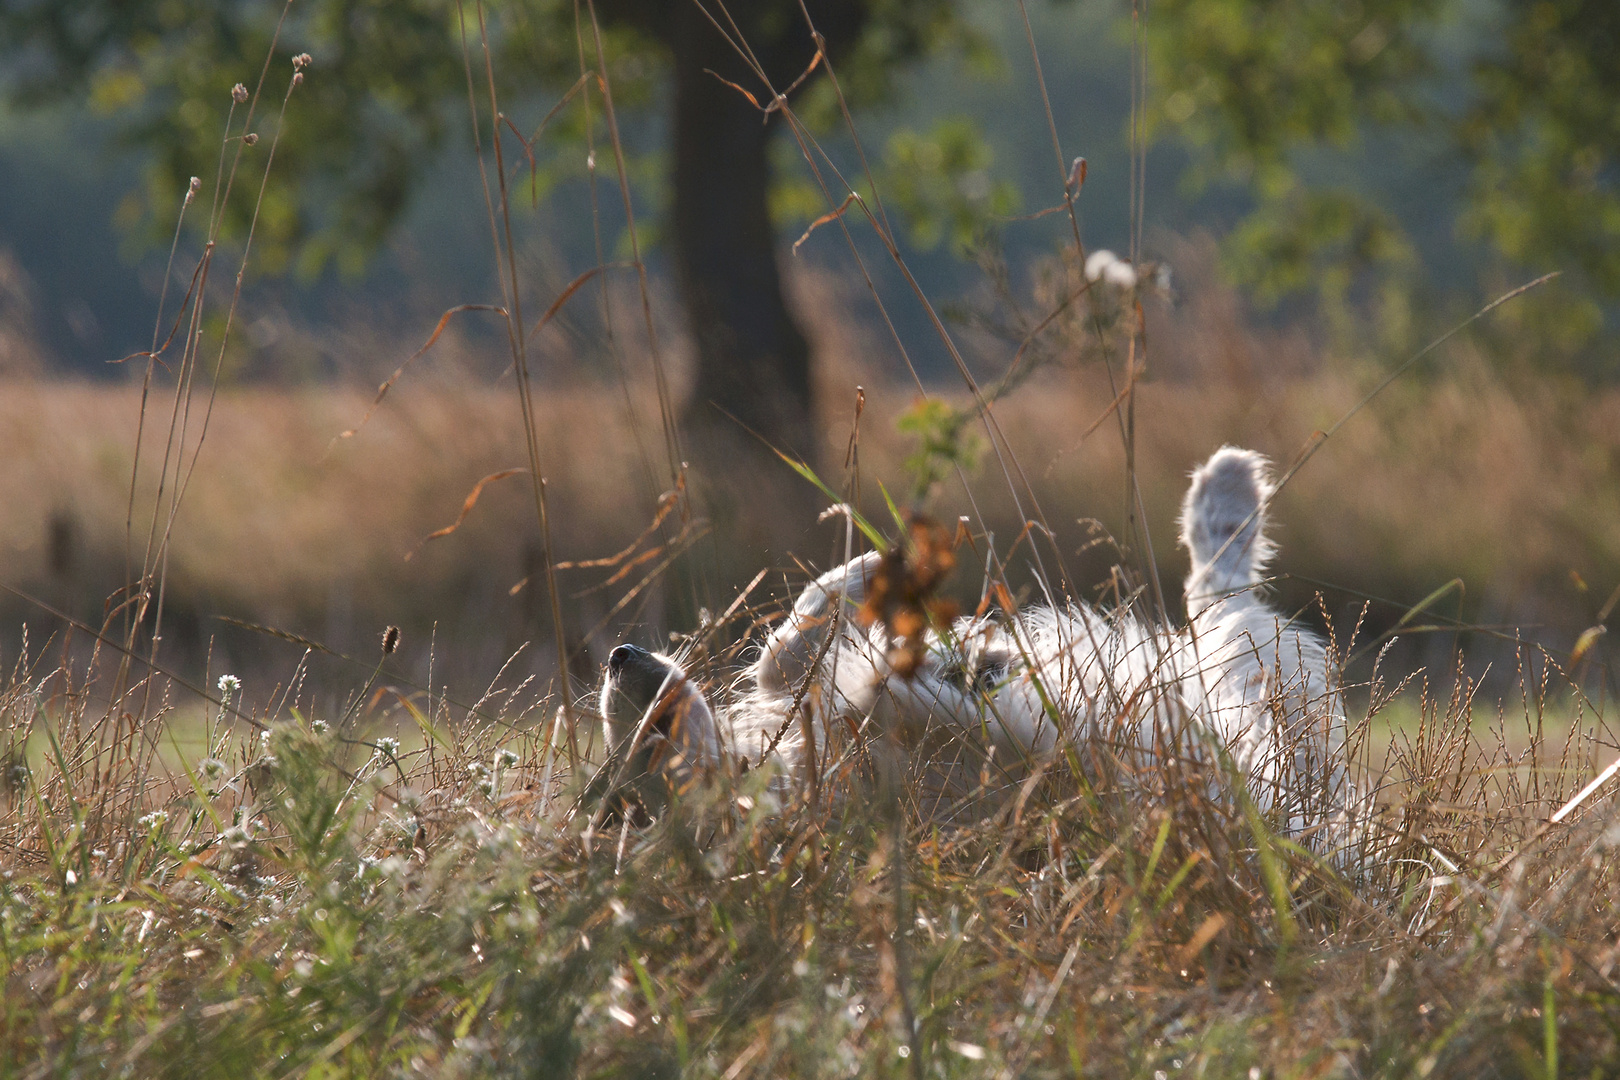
[467,761,489,779]
[309,717,329,734]
[199,758,228,781]
[1106,261,1138,288]
[138,810,169,831]
[374,736,401,759]
[1084,248,1138,289]
[215,675,241,724]
[494,748,519,771]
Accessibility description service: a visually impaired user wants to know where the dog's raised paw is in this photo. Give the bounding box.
[1180,446,1276,599]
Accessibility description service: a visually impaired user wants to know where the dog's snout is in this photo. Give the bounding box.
[608,644,645,677]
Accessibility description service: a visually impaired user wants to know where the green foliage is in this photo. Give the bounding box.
[3,0,489,275]
[1146,0,1620,363]
[771,114,1019,259]
[1146,0,1437,180]
[1225,185,1416,346]
[1144,0,1438,340]
[1459,0,1620,295]
[882,118,1019,255]
[0,0,969,280]
[896,395,982,502]
[787,0,994,128]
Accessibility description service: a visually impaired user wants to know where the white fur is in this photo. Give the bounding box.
[601,447,1350,844]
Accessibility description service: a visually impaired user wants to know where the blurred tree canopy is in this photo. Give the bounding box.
[1148,0,1620,361]
[2,0,1618,421]
[0,0,981,457]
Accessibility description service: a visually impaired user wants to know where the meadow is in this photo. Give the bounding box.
[4,8,1620,1079]
[5,264,1620,1076]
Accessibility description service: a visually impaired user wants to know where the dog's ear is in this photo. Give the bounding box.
[1180,446,1276,600]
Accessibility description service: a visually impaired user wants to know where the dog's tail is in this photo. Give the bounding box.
[1180,446,1276,601]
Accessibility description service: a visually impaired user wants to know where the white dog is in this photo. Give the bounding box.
[599,447,1349,843]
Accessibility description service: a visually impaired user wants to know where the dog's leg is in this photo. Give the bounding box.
[1179,446,1276,604]
[753,550,885,695]
[1177,448,1354,851]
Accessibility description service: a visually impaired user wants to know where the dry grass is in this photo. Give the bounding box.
[3,321,1619,1076]
[2,339,1616,696]
[4,7,1620,1077]
[1,592,1619,1077]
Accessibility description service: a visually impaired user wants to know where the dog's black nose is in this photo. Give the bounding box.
[608,644,645,676]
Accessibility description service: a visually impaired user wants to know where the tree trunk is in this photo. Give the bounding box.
[670,7,815,460]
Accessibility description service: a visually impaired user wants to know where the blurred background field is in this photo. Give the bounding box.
[1,273,1617,708]
[0,0,1617,712]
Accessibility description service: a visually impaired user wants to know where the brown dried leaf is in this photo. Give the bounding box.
[405,468,528,561]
